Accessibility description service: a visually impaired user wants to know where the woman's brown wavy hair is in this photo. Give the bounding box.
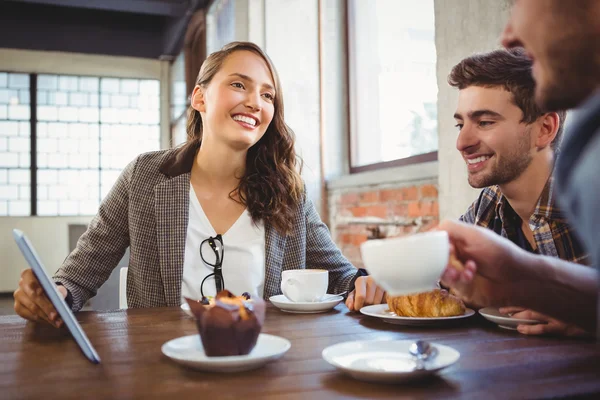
[183,41,303,235]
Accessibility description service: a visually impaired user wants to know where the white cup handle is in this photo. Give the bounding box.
[281,277,301,302]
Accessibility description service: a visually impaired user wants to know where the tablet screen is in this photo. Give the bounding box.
[12,229,101,364]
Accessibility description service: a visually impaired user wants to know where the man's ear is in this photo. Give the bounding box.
[190,85,206,113]
[535,112,560,149]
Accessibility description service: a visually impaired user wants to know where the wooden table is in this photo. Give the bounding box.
[1,304,599,399]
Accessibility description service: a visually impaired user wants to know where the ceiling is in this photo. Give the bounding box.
[0,0,209,59]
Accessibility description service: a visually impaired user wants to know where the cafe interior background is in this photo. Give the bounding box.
[0,0,516,312]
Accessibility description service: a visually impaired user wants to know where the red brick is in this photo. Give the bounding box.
[392,204,408,216]
[364,205,387,218]
[351,234,368,246]
[350,206,367,217]
[420,184,438,198]
[402,186,419,201]
[359,191,379,203]
[340,192,359,205]
[380,188,403,202]
[408,202,421,217]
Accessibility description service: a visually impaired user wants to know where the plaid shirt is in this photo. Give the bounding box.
[460,176,589,265]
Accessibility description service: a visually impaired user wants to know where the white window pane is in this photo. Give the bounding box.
[9,137,29,152]
[37,169,57,184]
[19,90,30,105]
[58,106,79,122]
[101,78,120,94]
[0,169,6,183]
[0,201,6,215]
[59,200,79,216]
[0,105,6,119]
[37,200,58,216]
[19,152,30,168]
[58,76,78,92]
[8,105,30,120]
[0,153,18,167]
[37,185,48,200]
[139,80,159,96]
[55,92,68,106]
[349,0,437,166]
[9,74,29,89]
[79,77,99,92]
[121,79,139,94]
[19,185,30,200]
[0,184,19,199]
[89,94,99,107]
[19,121,29,137]
[9,169,29,184]
[69,92,88,107]
[8,200,29,216]
[38,75,58,90]
[0,137,6,151]
[38,106,58,121]
[79,108,99,123]
[0,73,7,87]
[80,200,99,215]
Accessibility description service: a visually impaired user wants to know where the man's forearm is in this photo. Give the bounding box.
[517,254,598,333]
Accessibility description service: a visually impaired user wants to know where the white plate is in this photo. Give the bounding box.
[269,294,344,314]
[180,303,193,317]
[162,333,291,372]
[322,339,460,384]
[360,304,475,326]
[479,307,541,330]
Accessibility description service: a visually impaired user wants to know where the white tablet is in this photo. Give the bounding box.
[12,229,101,364]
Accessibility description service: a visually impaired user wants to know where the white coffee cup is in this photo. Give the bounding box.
[281,269,329,302]
[360,231,449,296]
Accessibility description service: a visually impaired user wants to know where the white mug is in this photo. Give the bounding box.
[360,231,449,296]
[281,269,328,302]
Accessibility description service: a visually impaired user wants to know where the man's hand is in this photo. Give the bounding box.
[346,276,386,311]
[499,307,592,337]
[438,220,535,308]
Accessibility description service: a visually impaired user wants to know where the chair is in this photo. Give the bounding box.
[119,267,128,309]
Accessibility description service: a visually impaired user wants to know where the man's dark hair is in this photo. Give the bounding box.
[448,48,567,150]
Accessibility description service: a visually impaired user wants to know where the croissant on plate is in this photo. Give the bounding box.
[387,289,466,318]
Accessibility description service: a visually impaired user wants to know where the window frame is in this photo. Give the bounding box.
[0,71,161,217]
[345,0,438,174]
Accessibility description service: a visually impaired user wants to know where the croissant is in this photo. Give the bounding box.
[387,289,466,317]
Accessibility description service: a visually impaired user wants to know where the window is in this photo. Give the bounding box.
[348,0,438,172]
[0,72,160,217]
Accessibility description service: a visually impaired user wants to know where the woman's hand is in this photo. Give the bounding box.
[346,276,387,311]
[13,269,65,328]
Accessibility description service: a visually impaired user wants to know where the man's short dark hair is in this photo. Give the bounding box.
[448,48,566,150]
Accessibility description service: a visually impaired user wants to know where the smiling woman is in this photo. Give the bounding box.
[13,42,379,327]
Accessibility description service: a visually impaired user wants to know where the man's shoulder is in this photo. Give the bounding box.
[460,186,502,224]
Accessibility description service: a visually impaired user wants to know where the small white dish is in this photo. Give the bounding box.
[180,303,193,317]
[360,304,475,326]
[322,339,460,384]
[269,294,344,314]
[161,333,291,372]
[479,307,541,330]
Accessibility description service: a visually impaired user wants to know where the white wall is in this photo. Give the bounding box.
[0,48,170,293]
[434,0,511,220]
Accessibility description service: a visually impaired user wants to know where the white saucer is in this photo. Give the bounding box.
[479,307,541,330]
[161,333,291,372]
[360,304,475,326]
[180,303,193,317]
[322,339,460,384]
[269,294,344,314]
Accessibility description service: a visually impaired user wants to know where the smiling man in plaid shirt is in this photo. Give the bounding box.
[447,48,591,337]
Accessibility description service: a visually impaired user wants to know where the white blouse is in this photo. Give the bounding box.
[180,185,266,303]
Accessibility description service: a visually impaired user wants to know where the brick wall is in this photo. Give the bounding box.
[328,180,440,269]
